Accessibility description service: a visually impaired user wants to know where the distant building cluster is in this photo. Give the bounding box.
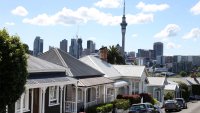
[31,35,97,59]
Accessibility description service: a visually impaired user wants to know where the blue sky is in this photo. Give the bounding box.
[1,0,200,55]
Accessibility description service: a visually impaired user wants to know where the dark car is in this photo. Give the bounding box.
[175,98,187,109]
[164,100,181,112]
[129,103,160,113]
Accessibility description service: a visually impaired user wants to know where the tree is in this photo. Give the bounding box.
[164,92,173,100]
[179,71,187,77]
[0,29,28,113]
[178,82,190,101]
[107,45,125,64]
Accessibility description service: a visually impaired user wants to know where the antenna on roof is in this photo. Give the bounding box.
[76,23,79,39]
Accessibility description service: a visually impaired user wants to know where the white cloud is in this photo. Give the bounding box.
[167,42,181,49]
[132,34,138,38]
[191,1,200,15]
[183,28,200,40]
[23,7,154,26]
[136,2,169,12]
[154,24,181,38]
[127,13,154,24]
[11,6,28,16]
[94,0,121,8]
[5,22,15,26]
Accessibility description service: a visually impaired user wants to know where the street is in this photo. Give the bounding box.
[161,100,200,113]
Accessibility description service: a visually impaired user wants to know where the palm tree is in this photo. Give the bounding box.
[107,45,125,64]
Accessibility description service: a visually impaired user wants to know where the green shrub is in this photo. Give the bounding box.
[114,99,130,110]
[164,92,173,100]
[153,98,159,105]
[95,103,113,113]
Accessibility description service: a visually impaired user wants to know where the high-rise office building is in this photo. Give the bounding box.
[120,0,127,57]
[153,42,163,59]
[77,38,83,59]
[69,37,82,59]
[87,40,95,53]
[69,38,78,58]
[33,36,43,56]
[60,39,68,53]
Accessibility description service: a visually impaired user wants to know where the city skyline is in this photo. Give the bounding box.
[1,0,200,55]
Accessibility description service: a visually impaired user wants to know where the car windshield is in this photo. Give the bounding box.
[176,100,183,104]
[131,104,146,111]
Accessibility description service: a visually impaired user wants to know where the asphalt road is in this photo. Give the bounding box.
[161,100,200,113]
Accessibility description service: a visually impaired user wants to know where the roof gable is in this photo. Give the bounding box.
[79,55,122,78]
[147,77,166,86]
[39,48,104,78]
[113,65,145,78]
[28,55,66,73]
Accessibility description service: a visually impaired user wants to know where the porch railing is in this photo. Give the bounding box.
[65,101,76,113]
[107,94,114,102]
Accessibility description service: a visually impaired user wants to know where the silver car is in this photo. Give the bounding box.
[164,100,181,112]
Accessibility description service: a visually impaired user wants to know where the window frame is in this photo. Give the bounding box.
[49,86,60,106]
[15,89,29,113]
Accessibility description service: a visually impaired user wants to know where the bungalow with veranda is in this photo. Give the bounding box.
[80,55,149,97]
[38,48,114,112]
[8,55,77,113]
[147,77,167,105]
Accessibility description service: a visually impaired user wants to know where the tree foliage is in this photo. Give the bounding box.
[179,71,187,77]
[0,29,28,112]
[164,92,173,100]
[107,45,125,64]
[178,82,190,101]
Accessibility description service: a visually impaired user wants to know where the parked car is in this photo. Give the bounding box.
[129,103,160,113]
[164,100,181,112]
[189,95,200,101]
[175,98,187,109]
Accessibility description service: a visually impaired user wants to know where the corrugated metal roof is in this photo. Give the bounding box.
[27,55,66,73]
[147,77,166,86]
[167,78,190,85]
[79,55,122,78]
[38,48,104,77]
[164,84,177,91]
[27,76,77,87]
[78,77,114,87]
[113,65,146,77]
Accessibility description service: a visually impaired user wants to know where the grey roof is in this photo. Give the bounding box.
[79,55,122,78]
[27,55,67,73]
[167,77,190,86]
[27,76,77,87]
[38,48,104,77]
[164,84,178,91]
[78,77,114,87]
[113,65,146,78]
[147,77,166,86]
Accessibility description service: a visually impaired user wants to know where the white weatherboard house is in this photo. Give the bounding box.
[147,77,167,104]
[164,80,180,98]
[113,65,149,95]
[80,55,149,97]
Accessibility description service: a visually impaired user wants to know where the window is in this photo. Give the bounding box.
[49,86,59,106]
[15,90,29,113]
[78,88,82,102]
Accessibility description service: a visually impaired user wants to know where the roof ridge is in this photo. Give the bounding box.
[88,56,104,73]
[54,48,68,67]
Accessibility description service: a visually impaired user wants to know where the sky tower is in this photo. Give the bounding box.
[120,0,127,57]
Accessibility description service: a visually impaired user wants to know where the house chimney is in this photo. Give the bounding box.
[99,47,108,61]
